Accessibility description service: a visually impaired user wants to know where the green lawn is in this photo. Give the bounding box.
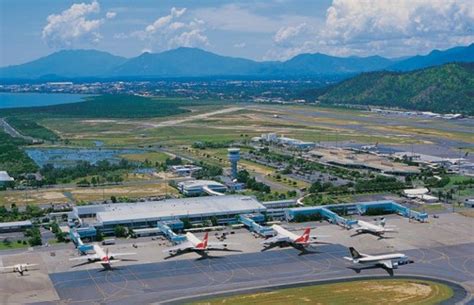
[120,151,171,164]
[0,241,29,251]
[189,279,453,305]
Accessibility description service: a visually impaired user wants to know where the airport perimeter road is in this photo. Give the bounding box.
[34,242,474,305]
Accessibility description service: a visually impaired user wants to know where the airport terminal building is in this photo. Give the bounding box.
[72,195,266,233]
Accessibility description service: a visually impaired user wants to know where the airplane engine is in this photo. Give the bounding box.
[398,260,414,266]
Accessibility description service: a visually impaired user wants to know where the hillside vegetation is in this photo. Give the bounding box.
[318,63,474,115]
[0,95,192,119]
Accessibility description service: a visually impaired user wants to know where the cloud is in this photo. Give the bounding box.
[234,42,246,48]
[273,23,311,46]
[106,11,116,19]
[266,0,474,60]
[42,1,112,48]
[129,7,209,51]
[145,7,186,34]
[193,4,280,33]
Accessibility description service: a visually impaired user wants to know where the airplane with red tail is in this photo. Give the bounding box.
[69,244,136,270]
[261,225,330,254]
[163,232,241,260]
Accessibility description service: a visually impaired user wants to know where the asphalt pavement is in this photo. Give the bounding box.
[31,242,474,305]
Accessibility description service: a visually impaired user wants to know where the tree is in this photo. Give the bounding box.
[25,227,42,246]
[210,216,219,226]
[111,196,117,203]
[28,235,42,246]
[114,225,128,238]
[181,218,192,230]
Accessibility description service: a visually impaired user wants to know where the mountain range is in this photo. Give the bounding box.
[1,44,473,79]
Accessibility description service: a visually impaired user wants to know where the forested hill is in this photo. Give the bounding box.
[317,63,474,115]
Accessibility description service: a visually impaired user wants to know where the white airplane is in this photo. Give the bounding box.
[261,225,329,254]
[344,247,413,276]
[163,232,240,260]
[0,263,38,276]
[69,244,136,270]
[351,218,397,238]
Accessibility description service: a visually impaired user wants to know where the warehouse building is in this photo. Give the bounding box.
[73,195,266,233]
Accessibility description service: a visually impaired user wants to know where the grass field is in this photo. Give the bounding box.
[0,241,29,251]
[0,188,70,206]
[70,182,178,202]
[5,116,59,141]
[120,151,171,163]
[190,279,453,305]
[0,181,178,206]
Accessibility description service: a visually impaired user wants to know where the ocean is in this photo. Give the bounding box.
[0,92,90,109]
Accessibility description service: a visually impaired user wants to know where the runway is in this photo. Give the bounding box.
[31,242,474,305]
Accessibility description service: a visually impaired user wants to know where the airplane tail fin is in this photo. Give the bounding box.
[196,232,209,249]
[349,247,362,259]
[102,248,110,263]
[295,228,311,243]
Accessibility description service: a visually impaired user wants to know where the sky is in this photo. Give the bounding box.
[1,0,473,67]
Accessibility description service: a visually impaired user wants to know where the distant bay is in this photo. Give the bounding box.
[0,92,91,109]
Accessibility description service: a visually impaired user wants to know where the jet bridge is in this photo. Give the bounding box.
[239,214,274,237]
[69,229,93,254]
[355,200,428,222]
[287,200,427,226]
[157,220,187,243]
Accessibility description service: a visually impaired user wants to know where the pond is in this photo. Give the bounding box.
[25,148,145,168]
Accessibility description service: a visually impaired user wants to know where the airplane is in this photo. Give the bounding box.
[163,232,240,260]
[69,244,136,270]
[261,225,329,254]
[0,263,38,276]
[344,247,414,276]
[351,218,397,238]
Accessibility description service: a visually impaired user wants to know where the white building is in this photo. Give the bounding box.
[0,171,14,186]
[177,180,227,196]
[170,165,202,176]
[73,195,266,233]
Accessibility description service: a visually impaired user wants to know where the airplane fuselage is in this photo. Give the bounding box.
[355,253,408,267]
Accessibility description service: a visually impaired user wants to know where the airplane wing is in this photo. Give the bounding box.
[163,241,193,253]
[69,254,100,261]
[379,260,393,269]
[306,240,331,245]
[110,252,136,257]
[206,242,238,249]
[261,235,286,245]
[379,261,395,276]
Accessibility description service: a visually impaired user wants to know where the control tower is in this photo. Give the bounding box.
[227,148,240,179]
